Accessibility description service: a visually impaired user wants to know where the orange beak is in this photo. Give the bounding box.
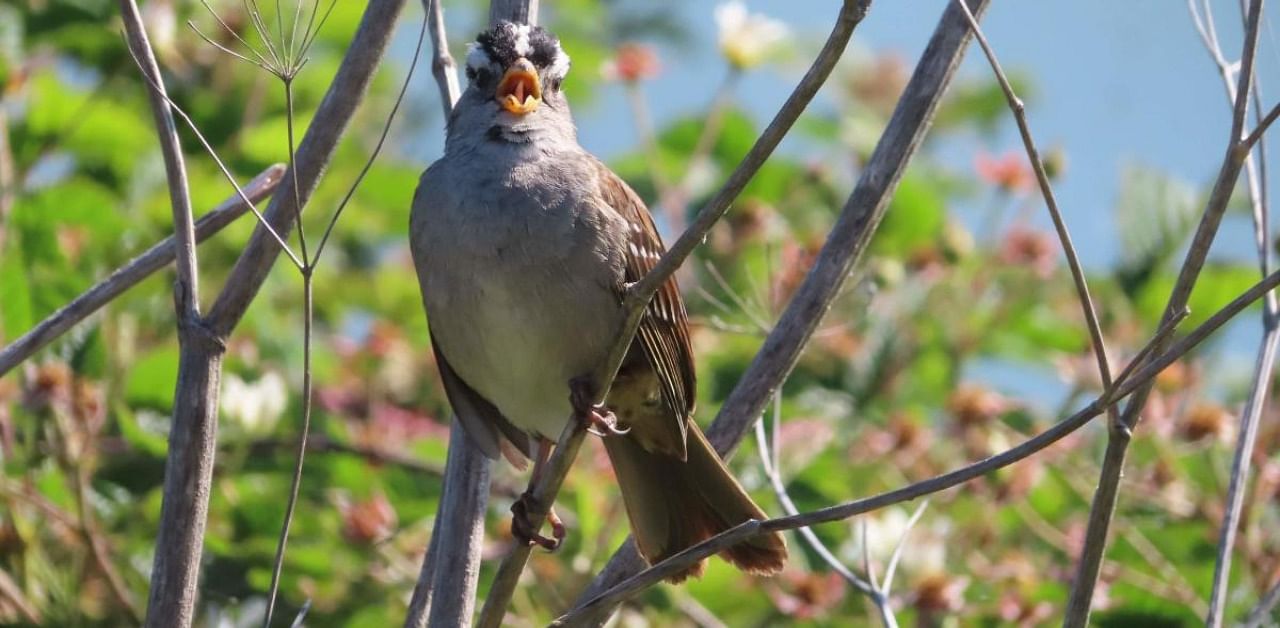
[496,59,542,115]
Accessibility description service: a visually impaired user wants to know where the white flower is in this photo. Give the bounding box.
[714,1,790,69]
[842,507,949,576]
[221,371,288,436]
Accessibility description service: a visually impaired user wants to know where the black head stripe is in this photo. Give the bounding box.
[476,22,520,68]
[527,27,560,68]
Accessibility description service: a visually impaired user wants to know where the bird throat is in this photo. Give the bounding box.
[487,123,536,144]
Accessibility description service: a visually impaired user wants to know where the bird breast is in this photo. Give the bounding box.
[413,150,630,440]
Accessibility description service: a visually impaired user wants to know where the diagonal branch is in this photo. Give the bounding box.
[1065,1,1268,624]
[572,1,990,622]
[476,2,873,625]
[0,165,284,378]
[952,0,1116,424]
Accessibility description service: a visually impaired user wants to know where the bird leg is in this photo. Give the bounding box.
[510,438,566,550]
[569,375,629,436]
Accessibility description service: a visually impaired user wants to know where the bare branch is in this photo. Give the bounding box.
[1245,580,1280,626]
[120,3,221,625]
[1066,1,1268,623]
[122,0,198,320]
[490,0,539,25]
[1203,2,1278,624]
[401,2,493,626]
[0,165,284,378]
[952,0,1116,425]
[573,1,990,622]
[406,424,492,628]
[1242,101,1280,152]
[754,397,878,598]
[141,2,408,625]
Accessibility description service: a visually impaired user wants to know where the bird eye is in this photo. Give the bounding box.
[467,66,493,84]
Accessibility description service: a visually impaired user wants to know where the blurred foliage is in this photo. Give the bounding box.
[0,1,1277,627]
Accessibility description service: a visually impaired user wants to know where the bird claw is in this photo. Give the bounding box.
[569,376,630,437]
[511,492,564,551]
[583,406,629,436]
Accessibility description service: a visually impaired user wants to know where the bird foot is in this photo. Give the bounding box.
[569,376,630,437]
[510,492,565,551]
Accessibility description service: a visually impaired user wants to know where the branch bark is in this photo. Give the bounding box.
[573,1,988,620]
[402,3,494,626]
[405,426,491,628]
[120,3,211,625]
[1065,1,1267,624]
[137,2,408,625]
[490,0,539,25]
[0,165,284,377]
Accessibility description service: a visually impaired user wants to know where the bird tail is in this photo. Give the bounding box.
[603,424,787,583]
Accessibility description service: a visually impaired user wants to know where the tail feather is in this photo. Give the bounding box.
[603,424,787,583]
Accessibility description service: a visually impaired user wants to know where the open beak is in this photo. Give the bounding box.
[496,59,542,115]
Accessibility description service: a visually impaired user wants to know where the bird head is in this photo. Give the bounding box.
[463,21,571,117]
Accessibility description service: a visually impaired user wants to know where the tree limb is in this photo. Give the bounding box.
[402,4,492,625]
[1065,1,1268,623]
[140,2,407,625]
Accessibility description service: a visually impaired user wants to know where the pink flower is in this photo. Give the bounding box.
[976,150,1035,194]
[601,43,661,83]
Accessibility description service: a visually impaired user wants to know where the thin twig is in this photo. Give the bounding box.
[1245,579,1280,626]
[261,6,425,625]
[754,397,875,598]
[1065,2,1268,623]
[1203,1,1278,623]
[313,10,427,262]
[952,0,1116,425]
[573,2,989,621]
[476,3,872,625]
[120,44,305,270]
[1243,102,1280,152]
[204,0,407,337]
[261,272,313,628]
[0,165,284,378]
[881,501,928,599]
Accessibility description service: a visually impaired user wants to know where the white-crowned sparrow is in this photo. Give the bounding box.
[410,21,786,581]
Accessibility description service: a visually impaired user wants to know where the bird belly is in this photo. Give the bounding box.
[424,232,624,441]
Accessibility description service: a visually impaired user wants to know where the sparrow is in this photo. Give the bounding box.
[410,21,786,582]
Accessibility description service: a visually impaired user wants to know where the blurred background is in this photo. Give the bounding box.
[1,0,1279,625]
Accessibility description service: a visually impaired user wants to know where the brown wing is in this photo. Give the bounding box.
[430,333,533,463]
[594,159,697,445]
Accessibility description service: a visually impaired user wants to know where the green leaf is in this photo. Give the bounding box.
[1135,264,1260,329]
[0,234,34,336]
[872,171,944,256]
[115,404,169,458]
[125,346,180,411]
